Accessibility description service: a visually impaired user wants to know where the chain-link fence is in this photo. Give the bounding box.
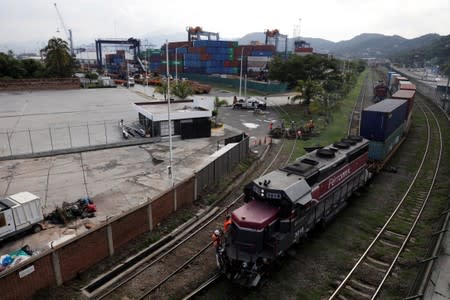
[0,119,144,157]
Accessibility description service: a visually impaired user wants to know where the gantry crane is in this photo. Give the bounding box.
[265,29,288,58]
[186,26,219,41]
[54,3,74,56]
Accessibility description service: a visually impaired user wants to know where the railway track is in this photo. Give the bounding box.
[347,74,367,136]
[328,99,443,300]
[83,123,296,299]
[176,104,299,299]
[348,68,387,136]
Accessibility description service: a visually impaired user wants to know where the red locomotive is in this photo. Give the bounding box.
[218,136,370,286]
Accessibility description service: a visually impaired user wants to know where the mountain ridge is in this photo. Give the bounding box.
[237,32,443,58]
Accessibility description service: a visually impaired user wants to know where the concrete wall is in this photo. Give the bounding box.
[0,78,80,91]
[0,134,248,299]
[0,254,56,299]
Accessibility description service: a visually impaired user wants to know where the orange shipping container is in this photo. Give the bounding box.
[392,90,415,114]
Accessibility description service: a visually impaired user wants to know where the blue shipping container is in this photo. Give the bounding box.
[368,122,405,161]
[360,99,408,142]
[251,51,274,57]
[387,71,398,87]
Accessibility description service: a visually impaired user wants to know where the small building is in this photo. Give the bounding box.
[134,99,212,139]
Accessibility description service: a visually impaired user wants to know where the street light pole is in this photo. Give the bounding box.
[239,47,244,98]
[144,39,149,94]
[166,40,174,187]
[175,47,178,82]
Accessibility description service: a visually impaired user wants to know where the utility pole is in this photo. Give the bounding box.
[239,47,244,98]
[166,40,174,187]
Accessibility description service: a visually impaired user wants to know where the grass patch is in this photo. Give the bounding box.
[275,69,368,160]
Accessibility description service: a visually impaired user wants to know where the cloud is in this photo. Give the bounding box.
[0,0,448,52]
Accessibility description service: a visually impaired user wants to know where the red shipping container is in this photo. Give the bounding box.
[168,41,192,49]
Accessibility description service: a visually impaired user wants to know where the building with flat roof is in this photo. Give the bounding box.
[133,98,212,139]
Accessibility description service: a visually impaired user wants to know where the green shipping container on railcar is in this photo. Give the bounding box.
[368,122,405,161]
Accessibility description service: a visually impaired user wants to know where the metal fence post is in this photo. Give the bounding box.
[6,130,13,155]
[49,128,54,151]
[104,121,108,144]
[68,125,73,148]
[28,128,34,153]
[87,123,91,146]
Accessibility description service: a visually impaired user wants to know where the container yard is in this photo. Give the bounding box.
[90,27,283,84]
[149,40,276,76]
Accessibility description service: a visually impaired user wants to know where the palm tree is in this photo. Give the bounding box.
[42,37,74,77]
[172,81,193,99]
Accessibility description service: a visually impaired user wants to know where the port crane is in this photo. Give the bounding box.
[54,3,83,56]
[265,29,288,58]
[186,26,219,41]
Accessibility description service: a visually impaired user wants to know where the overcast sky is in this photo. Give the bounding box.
[1,0,449,52]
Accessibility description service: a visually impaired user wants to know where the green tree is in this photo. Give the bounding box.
[268,54,342,88]
[85,72,98,80]
[292,79,325,114]
[155,80,169,100]
[42,37,74,77]
[21,59,45,78]
[0,51,25,79]
[172,81,193,99]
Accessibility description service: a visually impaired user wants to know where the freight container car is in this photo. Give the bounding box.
[368,122,405,161]
[387,72,398,87]
[391,89,415,114]
[360,99,408,142]
[399,81,416,91]
[392,76,409,93]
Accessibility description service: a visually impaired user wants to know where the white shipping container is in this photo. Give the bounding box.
[247,56,272,62]
[9,192,43,230]
[0,192,43,240]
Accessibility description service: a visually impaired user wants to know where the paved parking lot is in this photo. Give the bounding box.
[0,85,283,254]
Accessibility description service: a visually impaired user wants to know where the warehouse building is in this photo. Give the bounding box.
[133,98,212,139]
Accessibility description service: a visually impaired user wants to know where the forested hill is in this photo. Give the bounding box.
[238,32,443,59]
[390,34,450,70]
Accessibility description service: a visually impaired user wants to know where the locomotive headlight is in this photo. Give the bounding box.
[260,189,265,197]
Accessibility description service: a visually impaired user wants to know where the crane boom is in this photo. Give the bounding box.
[54,3,74,56]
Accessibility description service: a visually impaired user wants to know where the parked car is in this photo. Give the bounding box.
[233,97,267,110]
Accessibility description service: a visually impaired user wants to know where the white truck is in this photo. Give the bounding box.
[233,97,267,110]
[0,192,44,241]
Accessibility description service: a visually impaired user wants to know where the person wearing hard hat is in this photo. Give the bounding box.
[211,229,222,253]
[223,215,232,232]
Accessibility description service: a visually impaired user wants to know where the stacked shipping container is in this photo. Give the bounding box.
[105,50,126,73]
[360,99,409,162]
[150,40,276,76]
